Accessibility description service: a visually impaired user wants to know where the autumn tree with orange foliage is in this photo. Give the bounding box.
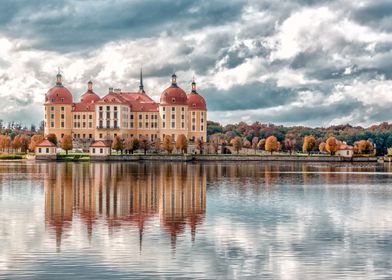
[302,136,316,155]
[209,135,220,153]
[252,137,259,153]
[257,139,266,150]
[112,136,123,154]
[46,133,58,146]
[60,135,73,155]
[29,134,44,152]
[12,134,30,153]
[265,136,279,154]
[356,140,374,154]
[195,138,204,154]
[154,138,161,153]
[163,135,174,154]
[0,135,11,152]
[139,136,151,155]
[325,136,338,155]
[284,132,297,155]
[319,142,326,153]
[230,136,242,154]
[176,134,188,154]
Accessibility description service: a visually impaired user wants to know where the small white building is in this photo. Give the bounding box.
[337,143,354,158]
[35,140,57,160]
[89,140,111,156]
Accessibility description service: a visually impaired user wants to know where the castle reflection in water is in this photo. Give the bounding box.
[44,163,206,250]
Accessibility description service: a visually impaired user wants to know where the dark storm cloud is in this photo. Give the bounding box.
[204,81,299,111]
[0,0,244,52]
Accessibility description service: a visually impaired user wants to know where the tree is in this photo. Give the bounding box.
[112,136,123,154]
[46,133,58,146]
[60,134,73,155]
[325,136,338,155]
[284,133,297,155]
[243,139,251,149]
[176,134,188,154]
[257,139,266,150]
[302,135,316,155]
[155,138,161,153]
[29,134,44,152]
[251,137,259,153]
[195,138,204,154]
[230,136,242,154]
[356,140,373,154]
[0,135,11,152]
[209,135,219,153]
[12,135,22,151]
[319,142,327,153]
[139,136,151,155]
[163,135,174,154]
[265,136,279,154]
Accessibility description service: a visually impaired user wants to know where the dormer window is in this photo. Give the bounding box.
[172,98,176,103]
[61,98,64,102]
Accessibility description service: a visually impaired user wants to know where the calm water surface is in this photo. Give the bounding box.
[1,161,392,279]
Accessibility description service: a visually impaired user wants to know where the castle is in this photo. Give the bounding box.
[44,71,207,143]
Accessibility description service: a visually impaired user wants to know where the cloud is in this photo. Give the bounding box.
[1,0,392,126]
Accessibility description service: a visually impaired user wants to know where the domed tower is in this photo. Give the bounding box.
[44,72,73,140]
[80,81,100,103]
[187,78,207,141]
[159,74,189,141]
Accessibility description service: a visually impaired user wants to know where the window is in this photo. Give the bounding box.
[50,122,54,128]
[146,123,149,128]
[163,107,166,111]
[114,112,117,119]
[130,114,134,120]
[201,118,204,123]
[172,98,176,103]
[89,134,92,139]
[192,112,195,116]
[106,112,110,118]
[163,114,165,119]
[38,148,42,153]
[201,125,204,131]
[139,114,142,120]
[61,134,64,138]
[100,148,103,154]
[163,122,165,128]
[83,134,86,138]
[192,125,195,131]
[83,115,86,119]
[114,120,117,128]
[139,122,142,128]
[114,106,117,111]
[99,106,103,111]
[77,115,81,119]
[181,107,184,111]
[171,114,175,119]
[99,121,103,127]
[61,122,64,128]
[93,148,96,154]
[171,107,175,111]
[83,122,86,128]
[171,122,175,128]
[51,114,54,119]
[181,115,184,120]
[61,98,64,102]
[106,120,110,128]
[99,133,103,139]
[89,114,92,120]
[61,114,64,119]
[106,106,110,111]
[46,148,49,153]
[61,107,64,111]
[181,122,184,128]
[99,112,103,119]
[89,122,92,128]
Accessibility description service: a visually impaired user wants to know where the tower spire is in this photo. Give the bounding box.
[191,76,197,93]
[139,67,145,93]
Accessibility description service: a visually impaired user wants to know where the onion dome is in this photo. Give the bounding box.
[187,79,206,110]
[45,73,73,104]
[80,81,100,103]
[160,73,188,105]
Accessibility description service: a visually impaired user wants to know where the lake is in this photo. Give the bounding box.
[1,161,392,279]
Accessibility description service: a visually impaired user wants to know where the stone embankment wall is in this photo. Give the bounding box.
[89,154,379,162]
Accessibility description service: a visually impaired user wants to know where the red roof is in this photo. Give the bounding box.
[96,91,159,112]
[73,102,95,112]
[187,92,206,110]
[36,139,56,147]
[80,91,100,103]
[90,140,110,148]
[45,86,73,104]
[160,85,188,106]
[339,144,353,150]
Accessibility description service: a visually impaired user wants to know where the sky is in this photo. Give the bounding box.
[1,0,392,127]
